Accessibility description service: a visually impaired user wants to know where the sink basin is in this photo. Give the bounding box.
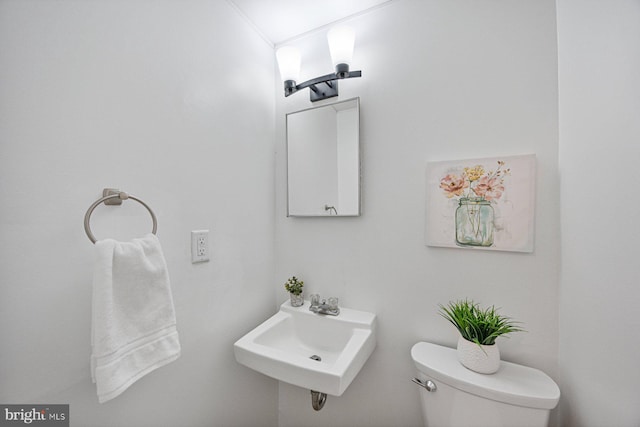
[234,300,376,396]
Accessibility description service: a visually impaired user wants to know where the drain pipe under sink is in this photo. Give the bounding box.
[310,390,327,411]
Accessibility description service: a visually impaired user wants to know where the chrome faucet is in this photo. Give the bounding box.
[309,294,340,316]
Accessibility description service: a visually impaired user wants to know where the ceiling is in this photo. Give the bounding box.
[229,0,393,46]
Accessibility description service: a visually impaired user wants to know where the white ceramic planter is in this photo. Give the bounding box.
[457,335,500,374]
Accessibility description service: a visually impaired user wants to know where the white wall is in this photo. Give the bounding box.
[0,1,278,426]
[275,1,560,426]
[557,1,640,426]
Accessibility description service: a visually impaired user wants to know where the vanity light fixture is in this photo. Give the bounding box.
[276,25,362,102]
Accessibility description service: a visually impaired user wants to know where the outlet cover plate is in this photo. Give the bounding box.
[191,230,209,263]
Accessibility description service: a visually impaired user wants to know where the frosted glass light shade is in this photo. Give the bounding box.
[327,25,355,68]
[276,46,301,82]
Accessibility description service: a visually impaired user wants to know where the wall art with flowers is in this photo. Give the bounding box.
[425,154,536,252]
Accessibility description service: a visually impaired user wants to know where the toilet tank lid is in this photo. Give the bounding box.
[411,342,560,410]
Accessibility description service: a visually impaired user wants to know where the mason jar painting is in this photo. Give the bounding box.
[425,154,536,253]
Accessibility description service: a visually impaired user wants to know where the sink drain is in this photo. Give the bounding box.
[309,355,322,362]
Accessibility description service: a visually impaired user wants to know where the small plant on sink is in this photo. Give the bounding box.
[284,276,304,307]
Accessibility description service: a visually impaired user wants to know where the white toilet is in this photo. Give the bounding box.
[411,342,560,427]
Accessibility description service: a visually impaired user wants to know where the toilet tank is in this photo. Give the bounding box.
[411,342,560,427]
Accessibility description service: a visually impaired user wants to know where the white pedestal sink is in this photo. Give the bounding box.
[234,300,376,396]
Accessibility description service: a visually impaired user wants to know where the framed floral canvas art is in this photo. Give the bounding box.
[425,154,536,252]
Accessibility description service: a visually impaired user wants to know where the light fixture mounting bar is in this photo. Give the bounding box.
[285,70,362,102]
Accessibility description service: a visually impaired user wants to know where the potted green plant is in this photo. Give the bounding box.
[284,276,304,307]
[438,299,523,374]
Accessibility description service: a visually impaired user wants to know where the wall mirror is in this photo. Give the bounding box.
[286,97,360,217]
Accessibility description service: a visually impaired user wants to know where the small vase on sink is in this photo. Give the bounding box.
[284,276,304,307]
[289,292,304,307]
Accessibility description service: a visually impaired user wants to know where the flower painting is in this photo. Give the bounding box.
[425,154,536,252]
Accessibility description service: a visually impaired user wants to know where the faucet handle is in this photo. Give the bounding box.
[310,294,321,307]
[327,297,339,310]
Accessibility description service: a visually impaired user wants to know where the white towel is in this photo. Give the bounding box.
[91,233,180,403]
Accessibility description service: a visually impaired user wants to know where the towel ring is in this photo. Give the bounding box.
[84,189,158,244]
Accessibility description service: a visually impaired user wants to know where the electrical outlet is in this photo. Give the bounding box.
[191,230,210,263]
